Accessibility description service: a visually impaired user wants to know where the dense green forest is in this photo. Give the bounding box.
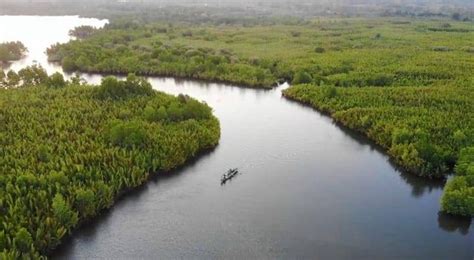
[282,84,473,216]
[48,18,473,89]
[283,85,473,178]
[47,17,474,216]
[0,41,27,63]
[0,66,220,258]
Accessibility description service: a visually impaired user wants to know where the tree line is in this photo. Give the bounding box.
[283,84,473,216]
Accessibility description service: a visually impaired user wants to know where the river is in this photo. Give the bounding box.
[1,15,472,259]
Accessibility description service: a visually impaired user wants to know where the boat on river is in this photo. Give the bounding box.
[221,168,239,184]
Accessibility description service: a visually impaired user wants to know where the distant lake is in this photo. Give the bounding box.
[1,15,472,260]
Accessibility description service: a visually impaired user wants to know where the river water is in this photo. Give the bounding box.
[1,16,473,259]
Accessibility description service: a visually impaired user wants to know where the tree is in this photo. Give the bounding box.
[52,194,78,229]
[18,65,48,86]
[167,103,183,121]
[75,56,91,70]
[14,228,32,254]
[292,71,312,84]
[105,120,149,148]
[61,56,77,72]
[156,106,168,121]
[0,41,27,62]
[69,25,97,39]
[6,70,20,87]
[48,72,67,88]
[75,189,96,218]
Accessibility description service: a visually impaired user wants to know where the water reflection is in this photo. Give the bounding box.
[438,212,472,235]
[399,171,445,198]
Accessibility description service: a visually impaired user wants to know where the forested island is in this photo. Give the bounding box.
[0,66,220,258]
[47,18,474,216]
[0,41,27,64]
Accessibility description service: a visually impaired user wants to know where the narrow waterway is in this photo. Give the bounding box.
[1,15,473,259]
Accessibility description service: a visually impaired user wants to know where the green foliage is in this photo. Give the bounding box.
[48,72,67,88]
[14,228,32,254]
[6,71,20,87]
[105,120,149,149]
[74,188,96,218]
[320,85,337,99]
[18,65,48,86]
[46,18,473,90]
[69,25,97,39]
[283,85,473,178]
[52,194,78,229]
[0,74,220,257]
[440,147,474,217]
[37,145,51,163]
[1,66,71,90]
[292,71,313,84]
[61,56,77,72]
[0,41,27,62]
[95,74,154,100]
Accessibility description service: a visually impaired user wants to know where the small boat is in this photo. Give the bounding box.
[221,168,239,184]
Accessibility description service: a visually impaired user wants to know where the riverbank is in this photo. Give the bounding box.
[282,84,473,216]
[282,84,473,178]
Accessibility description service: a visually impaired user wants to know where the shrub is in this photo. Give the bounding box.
[52,194,78,228]
[48,72,67,88]
[14,228,32,254]
[368,73,393,86]
[292,71,313,84]
[74,189,96,218]
[314,47,325,53]
[144,105,168,122]
[61,56,77,72]
[105,120,150,149]
[18,65,48,86]
[321,85,337,99]
[69,25,97,39]
[37,145,50,163]
[95,74,154,100]
[0,41,27,62]
[440,147,474,217]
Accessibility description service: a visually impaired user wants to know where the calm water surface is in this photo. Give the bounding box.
[1,16,472,259]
